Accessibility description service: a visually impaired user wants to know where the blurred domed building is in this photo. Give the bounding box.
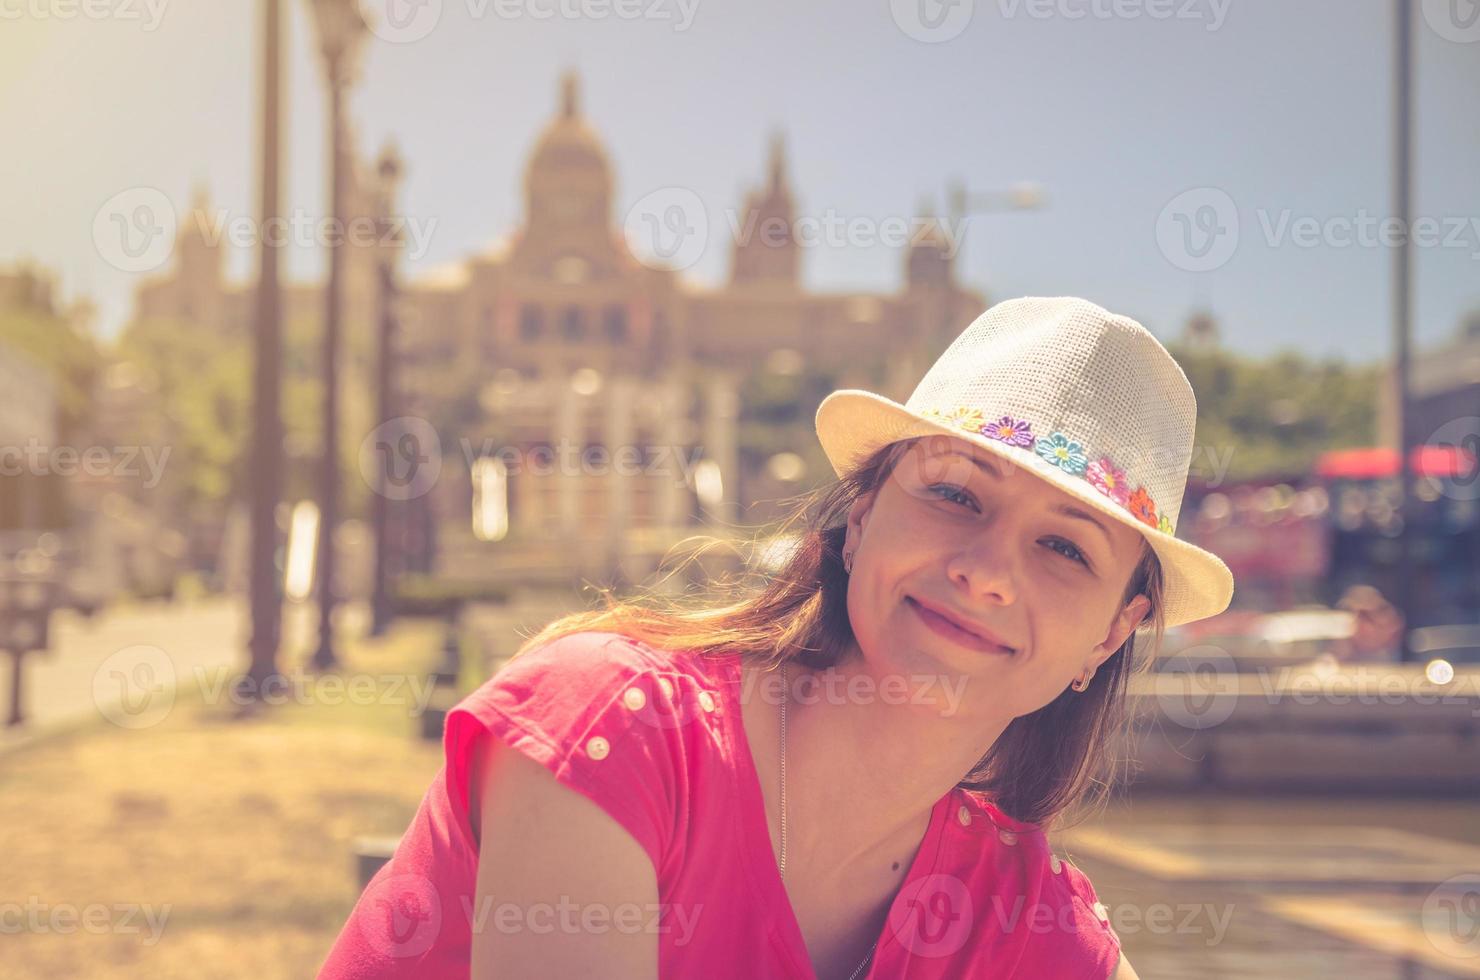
[129,71,985,589]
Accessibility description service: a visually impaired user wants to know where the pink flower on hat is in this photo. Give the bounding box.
[1087,457,1130,506]
[1035,432,1087,475]
[981,415,1035,449]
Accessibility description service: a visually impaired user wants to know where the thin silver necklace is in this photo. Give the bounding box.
[780,660,876,980]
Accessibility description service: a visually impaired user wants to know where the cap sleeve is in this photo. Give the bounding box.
[1054,854,1122,979]
[444,630,687,879]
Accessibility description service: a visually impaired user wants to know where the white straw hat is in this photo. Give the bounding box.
[814,296,1234,628]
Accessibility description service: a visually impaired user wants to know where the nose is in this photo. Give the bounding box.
[945,536,1019,606]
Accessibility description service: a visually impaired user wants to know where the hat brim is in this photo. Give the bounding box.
[815,389,1235,629]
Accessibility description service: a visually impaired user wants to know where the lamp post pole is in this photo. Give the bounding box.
[369,144,403,637]
[244,0,285,695]
[946,178,1046,268]
[308,0,366,672]
[1392,0,1415,662]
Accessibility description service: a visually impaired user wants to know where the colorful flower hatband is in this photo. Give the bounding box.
[917,407,1168,532]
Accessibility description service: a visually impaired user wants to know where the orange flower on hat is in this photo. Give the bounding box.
[1128,486,1158,528]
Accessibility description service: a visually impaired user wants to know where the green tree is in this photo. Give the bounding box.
[1169,342,1379,482]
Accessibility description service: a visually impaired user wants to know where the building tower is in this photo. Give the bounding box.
[730,132,799,286]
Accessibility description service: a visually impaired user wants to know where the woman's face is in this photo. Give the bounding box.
[842,435,1152,720]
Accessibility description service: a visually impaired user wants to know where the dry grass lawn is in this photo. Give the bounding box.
[1,619,454,979]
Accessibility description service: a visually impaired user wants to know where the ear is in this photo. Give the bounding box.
[1088,593,1152,673]
[844,489,877,555]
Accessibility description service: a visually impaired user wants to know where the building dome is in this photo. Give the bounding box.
[515,71,621,277]
[525,72,611,185]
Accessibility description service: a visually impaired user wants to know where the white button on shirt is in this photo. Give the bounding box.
[585,736,610,760]
[623,686,647,711]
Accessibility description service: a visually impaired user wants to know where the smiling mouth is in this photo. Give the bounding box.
[906,597,1014,655]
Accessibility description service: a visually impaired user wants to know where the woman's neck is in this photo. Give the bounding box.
[743,653,1012,871]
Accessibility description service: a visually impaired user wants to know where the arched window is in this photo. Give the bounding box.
[519,305,544,341]
[603,305,628,343]
[562,306,586,342]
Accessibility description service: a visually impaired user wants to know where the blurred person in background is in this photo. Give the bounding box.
[1331,585,1405,665]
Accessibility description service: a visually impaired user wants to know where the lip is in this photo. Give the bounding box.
[907,596,1016,655]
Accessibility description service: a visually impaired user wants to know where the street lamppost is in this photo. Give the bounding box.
[243,0,285,697]
[308,0,366,671]
[946,179,1046,269]
[1391,0,1416,661]
[369,142,403,637]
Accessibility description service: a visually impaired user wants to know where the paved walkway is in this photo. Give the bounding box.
[0,597,360,751]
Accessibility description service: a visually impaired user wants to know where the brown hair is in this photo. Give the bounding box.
[514,437,1166,830]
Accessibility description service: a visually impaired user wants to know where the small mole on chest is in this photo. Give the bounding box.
[891,861,900,871]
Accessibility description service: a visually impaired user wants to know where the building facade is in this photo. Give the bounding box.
[131,72,985,589]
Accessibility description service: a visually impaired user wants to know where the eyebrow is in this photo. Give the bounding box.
[941,450,1119,557]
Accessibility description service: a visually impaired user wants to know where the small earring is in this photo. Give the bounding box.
[1071,670,1093,693]
[843,550,854,574]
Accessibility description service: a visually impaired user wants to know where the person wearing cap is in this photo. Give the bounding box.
[320,297,1235,979]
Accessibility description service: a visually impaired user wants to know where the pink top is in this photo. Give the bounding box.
[318,630,1122,979]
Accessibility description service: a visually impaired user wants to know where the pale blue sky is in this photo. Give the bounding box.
[2,0,1478,361]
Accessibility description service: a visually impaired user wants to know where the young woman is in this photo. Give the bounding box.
[319,296,1235,979]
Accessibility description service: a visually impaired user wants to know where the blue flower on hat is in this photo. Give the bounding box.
[1035,432,1088,475]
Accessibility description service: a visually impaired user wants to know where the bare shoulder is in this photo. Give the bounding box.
[468,720,658,980]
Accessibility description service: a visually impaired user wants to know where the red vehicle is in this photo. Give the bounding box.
[1177,444,1478,629]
